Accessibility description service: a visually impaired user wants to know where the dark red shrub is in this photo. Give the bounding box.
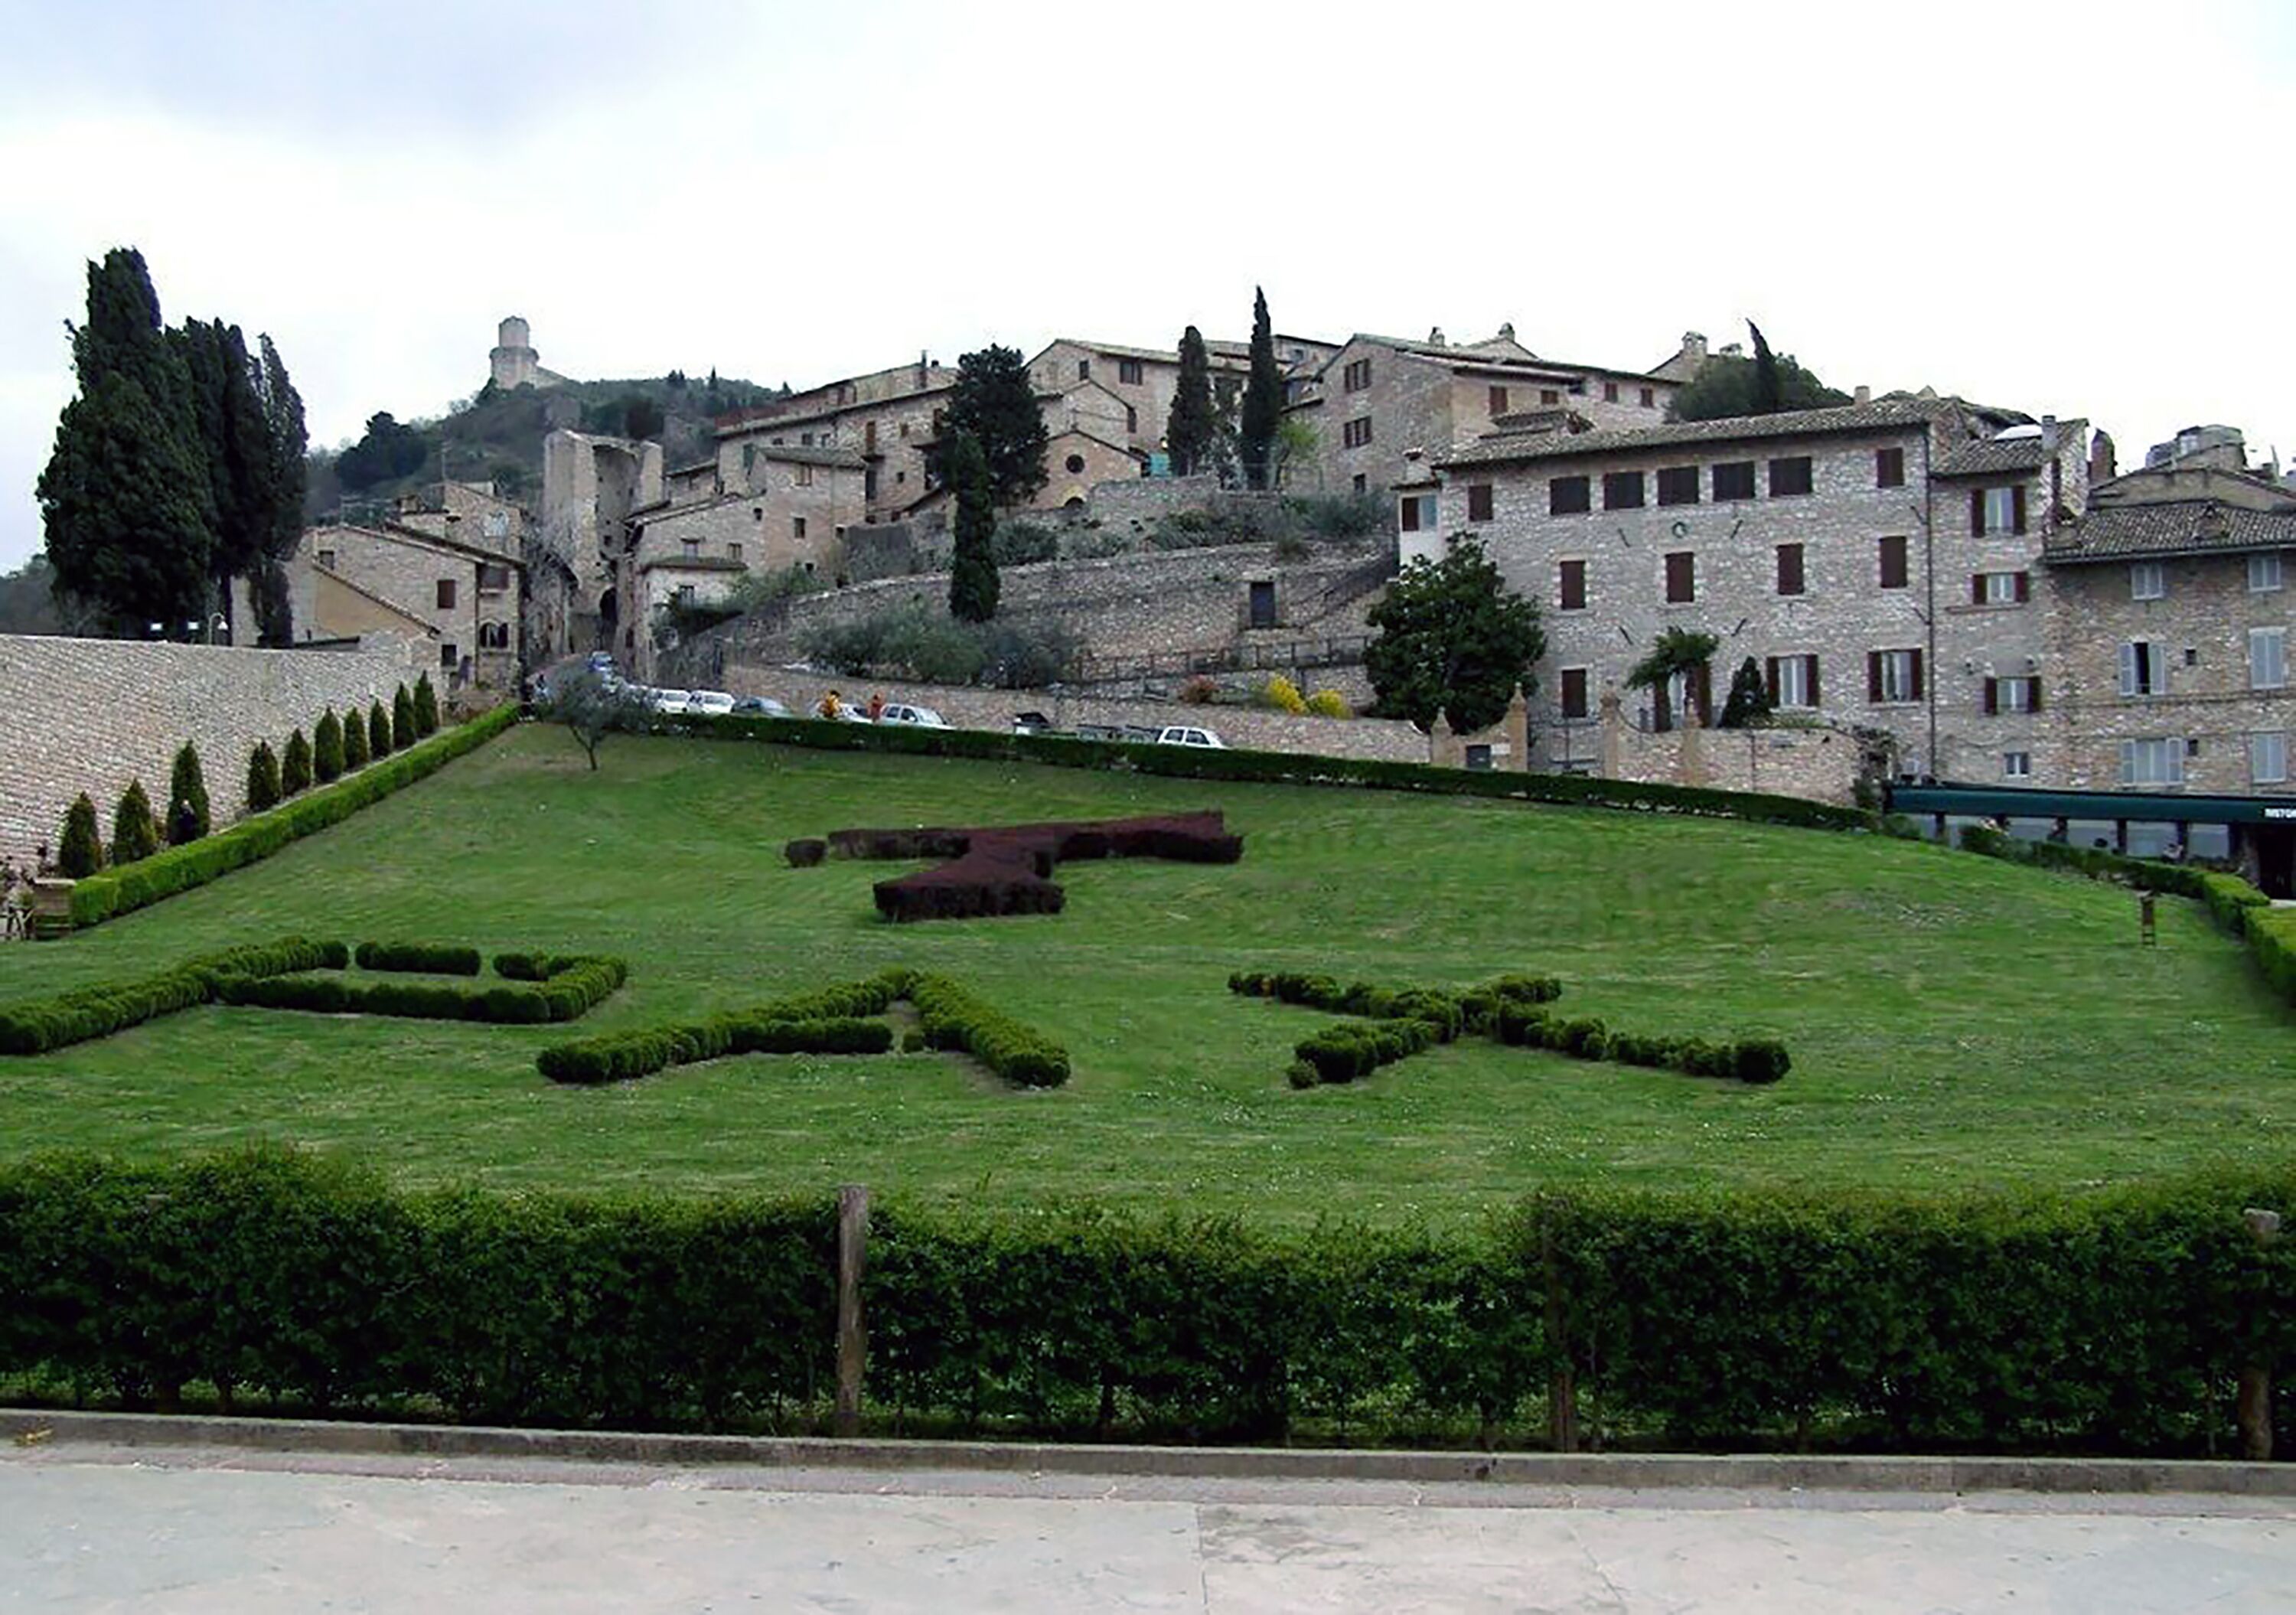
[838,811,1244,923]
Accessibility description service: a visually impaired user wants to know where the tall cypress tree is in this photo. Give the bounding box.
[1167,326,1218,478]
[1750,321,1783,414]
[253,334,306,645]
[946,432,1000,623]
[1238,286,1283,491]
[168,742,210,842]
[939,345,1046,508]
[38,249,214,633]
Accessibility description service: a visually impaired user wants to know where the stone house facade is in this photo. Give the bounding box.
[1026,334,1341,464]
[539,429,663,661]
[292,521,524,691]
[714,355,954,524]
[2040,463,2296,795]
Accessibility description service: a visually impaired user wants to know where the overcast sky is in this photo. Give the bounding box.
[1,0,2290,572]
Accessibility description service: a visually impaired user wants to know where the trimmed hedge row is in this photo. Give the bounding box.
[0,937,346,1055]
[65,706,519,929]
[354,941,483,976]
[1290,1018,1438,1085]
[1492,1007,1791,1084]
[909,974,1071,1088]
[3,1147,2293,1454]
[667,710,1873,833]
[215,954,626,1026]
[537,972,913,1084]
[839,813,1244,925]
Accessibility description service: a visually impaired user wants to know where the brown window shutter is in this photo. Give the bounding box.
[1764,657,1780,703]
[1806,655,1821,707]
[1983,677,1998,716]
[1401,498,1420,532]
[1910,649,1925,700]
[1867,651,1883,703]
[1653,679,1671,732]
[2012,485,2027,534]
[2015,571,2030,603]
[1971,488,1986,534]
[2029,678,2043,713]
[1971,573,1985,605]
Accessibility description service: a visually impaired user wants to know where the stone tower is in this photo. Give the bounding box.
[491,316,540,390]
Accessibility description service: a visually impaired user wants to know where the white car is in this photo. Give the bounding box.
[686,690,737,716]
[732,697,791,719]
[877,703,947,728]
[1155,725,1225,749]
[646,688,693,714]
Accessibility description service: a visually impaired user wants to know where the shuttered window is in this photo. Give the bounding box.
[1560,667,1589,719]
[1489,386,1508,416]
[1878,534,1909,589]
[1550,476,1591,515]
[1665,551,1695,604]
[1466,483,1494,522]
[1767,456,1814,497]
[1558,559,1587,612]
[1974,484,2027,535]
[1876,446,1905,488]
[1776,543,1805,595]
[1712,462,1756,501]
[1765,654,1818,709]
[1868,648,1923,703]
[1603,471,1645,511]
[1655,465,1700,506]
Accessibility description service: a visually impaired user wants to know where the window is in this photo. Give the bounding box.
[1399,494,1437,532]
[1558,558,1587,612]
[1466,483,1494,523]
[1713,461,1756,501]
[1766,654,1819,710]
[1639,387,1655,408]
[1560,667,1590,719]
[2250,553,2285,592]
[440,643,458,669]
[1118,358,1143,385]
[1540,388,1560,406]
[1126,404,1137,433]
[2120,737,2185,787]
[681,538,700,559]
[1603,471,1645,511]
[793,516,808,540]
[1983,676,2042,714]
[1876,447,1905,488]
[1974,485,2027,535]
[1489,386,1508,416]
[1342,416,1372,449]
[673,584,695,606]
[2254,732,2289,786]
[478,562,510,592]
[1655,465,1699,506]
[1868,648,1923,703]
[1065,453,1087,474]
[1352,474,1367,494]
[795,464,814,486]
[1550,475,1591,515]
[479,621,510,649]
[2252,627,2288,690]
[1076,359,1090,380]
[800,432,813,446]
[2131,562,2165,600]
[1768,456,1814,497]
[2118,640,2164,697]
[1878,534,1909,589]
[2003,752,2032,779]
[435,579,456,609]
[484,511,510,538]
[1664,550,1695,604]
[1342,358,1371,392]
[1603,382,1619,403]
[1971,571,2030,605]
[317,549,337,569]
[1776,543,1805,596]
[1248,580,1277,629]
[728,543,743,563]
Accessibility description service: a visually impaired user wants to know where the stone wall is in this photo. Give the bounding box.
[0,634,424,867]
[1595,709,1883,806]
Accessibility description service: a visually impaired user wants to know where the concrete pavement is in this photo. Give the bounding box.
[6,1440,2295,1613]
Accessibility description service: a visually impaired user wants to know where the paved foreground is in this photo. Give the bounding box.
[5,1443,2295,1613]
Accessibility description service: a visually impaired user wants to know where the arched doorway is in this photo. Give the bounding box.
[597,589,619,652]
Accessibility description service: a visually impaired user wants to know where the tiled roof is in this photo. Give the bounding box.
[1336,334,1664,384]
[1436,400,1945,469]
[638,555,751,574]
[2046,500,2296,564]
[1932,422,2086,478]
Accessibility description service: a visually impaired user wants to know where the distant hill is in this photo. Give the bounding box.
[307,370,784,524]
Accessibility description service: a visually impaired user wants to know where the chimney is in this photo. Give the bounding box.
[1428,328,1446,347]
[2089,429,2118,484]
[2041,414,2061,452]
[917,350,928,389]
[1497,321,1515,343]
[1680,331,1708,364]
[1854,384,1871,406]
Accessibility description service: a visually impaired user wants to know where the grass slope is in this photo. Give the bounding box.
[0,725,2288,1222]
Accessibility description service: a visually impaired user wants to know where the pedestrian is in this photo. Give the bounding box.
[817,689,843,720]
[867,691,885,722]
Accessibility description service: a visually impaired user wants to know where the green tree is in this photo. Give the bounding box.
[1720,656,1773,729]
[282,729,313,794]
[1167,325,1218,477]
[1273,416,1318,490]
[547,668,651,770]
[945,431,1000,623]
[38,248,214,634]
[167,742,210,843]
[246,740,282,812]
[392,685,417,749]
[252,334,307,646]
[413,674,441,736]
[174,318,274,638]
[1669,321,1849,422]
[57,793,104,877]
[1239,286,1283,490]
[313,709,344,782]
[1626,625,1720,728]
[0,556,65,635]
[343,705,371,768]
[335,412,429,491]
[939,345,1046,507]
[1364,536,1544,732]
[370,700,393,759]
[112,779,160,863]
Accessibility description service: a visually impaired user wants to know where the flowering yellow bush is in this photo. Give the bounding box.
[1261,675,1308,714]
[1306,689,1352,719]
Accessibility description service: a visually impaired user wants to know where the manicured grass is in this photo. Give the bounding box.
[0,723,2289,1222]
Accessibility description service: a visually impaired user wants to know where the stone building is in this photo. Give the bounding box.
[713,354,955,524]
[2040,456,2296,795]
[488,316,571,392]
[1421,396,2094,778]
[1025,333,1342,464]
[538,429,664,661]
[291,520,525,692]
[1287,327,1704,498]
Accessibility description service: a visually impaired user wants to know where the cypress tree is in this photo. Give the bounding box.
[58,793,104,878]
[1720,657,1774,729]
[370,700,393,758]
[1167,326,1217,478]
[112,780,160,864]
[253,334,307,646]
[1750,321,1783,414]
[246,740,282,812]
[313,710,344,782]
[282,729,313,794]
[1238,286,1283,491]
[392,685,417,749]
[413,673,441,736]
[167,742,210,843]
[939,345,1047,508]
[343,705,371,768]
[946,431,1000,623]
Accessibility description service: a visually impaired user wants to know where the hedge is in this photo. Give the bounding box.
[538,971,912,1084]
[65,705,517,928]
[0,937,346,1055]
[661,711,1874,833]
[354,941,484,977]
[220,953,625,1026]
[908,974,1071,1088]
[832,813,1244,924]
[2,1146,2291,1453]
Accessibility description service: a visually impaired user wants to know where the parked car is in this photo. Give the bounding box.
[585,651,617,674]
[686,690,737,717]
[1011,710,1053,735]
[877,703,947,728]
[732,697,791,719]
[1155,725,1225,749]
[646,688,693,714]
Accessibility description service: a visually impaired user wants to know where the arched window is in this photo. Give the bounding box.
[479,621,510,650]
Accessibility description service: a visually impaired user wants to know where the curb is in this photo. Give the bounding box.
[5,1409,2291,1496]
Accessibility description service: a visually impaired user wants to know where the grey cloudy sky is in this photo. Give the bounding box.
[1,0,2290,572]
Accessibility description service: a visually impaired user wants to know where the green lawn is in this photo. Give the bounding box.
[1,724,2289,1222]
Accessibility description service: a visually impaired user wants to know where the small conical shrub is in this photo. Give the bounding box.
[393,684,417,750]
[282,729,313,794]
[112,779,160,864]
[314,710,344,783]
[168,742,210,843]
[246,741,282,812]
[369,700,393,759]
[413,674,440,736]
[343,706,372,768]
[57,792,103,877]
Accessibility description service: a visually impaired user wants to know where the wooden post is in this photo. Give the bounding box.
[2140,892,2157,947]
[835,1183,869,1437]
[1541,1213,1579,1453]
[2239,1207,2281,1462]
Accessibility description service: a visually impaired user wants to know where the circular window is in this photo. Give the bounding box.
[1065,454,1086,474]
